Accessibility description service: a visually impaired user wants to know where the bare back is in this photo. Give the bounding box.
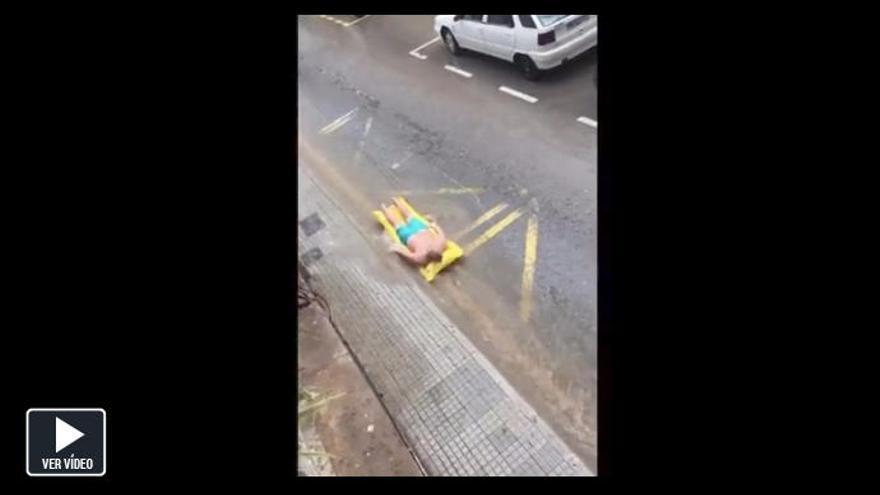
[404,228,447,265]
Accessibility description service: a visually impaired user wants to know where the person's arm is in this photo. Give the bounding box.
[430,222,447,247]
[392,244,426,265]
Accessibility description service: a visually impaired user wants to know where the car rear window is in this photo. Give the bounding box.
[536,15,568,27]
[518,15,536,28]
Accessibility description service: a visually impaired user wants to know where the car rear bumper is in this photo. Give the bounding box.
[530,26,597,70]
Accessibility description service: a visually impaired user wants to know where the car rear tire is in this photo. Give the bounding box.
[442,29,460,55]
[515,55,541,81]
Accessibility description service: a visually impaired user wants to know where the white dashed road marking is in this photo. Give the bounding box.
[577,116,598,128]
[444,65,473,78]
[498,86,538,104]
[362,116,373,138]
[409,36,440,60]
[390,151,414,171]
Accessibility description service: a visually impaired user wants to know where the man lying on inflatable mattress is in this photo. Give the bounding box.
[380,197,447,267]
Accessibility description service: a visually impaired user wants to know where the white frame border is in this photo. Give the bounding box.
[26,408,107,477]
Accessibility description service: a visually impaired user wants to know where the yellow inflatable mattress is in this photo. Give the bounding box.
[372,196,463,282]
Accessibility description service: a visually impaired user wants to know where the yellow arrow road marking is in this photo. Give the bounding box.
[520,214,539,322]
[463,208,524,256]
[454,203,509,240]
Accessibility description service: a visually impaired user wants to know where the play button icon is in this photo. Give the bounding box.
[27,408,106,476]
[55,417,85,453]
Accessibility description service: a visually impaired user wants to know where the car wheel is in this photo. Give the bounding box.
[516,55,541,81]
[442,29,460,55]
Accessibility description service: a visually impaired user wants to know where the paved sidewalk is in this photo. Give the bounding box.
[298,164,593,476]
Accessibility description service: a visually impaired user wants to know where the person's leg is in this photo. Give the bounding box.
[393,197,418,222]
[381,203,406,228]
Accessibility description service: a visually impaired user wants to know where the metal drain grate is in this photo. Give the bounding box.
[299,212,326,237]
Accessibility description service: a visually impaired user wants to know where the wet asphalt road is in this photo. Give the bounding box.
[298,15,597,468]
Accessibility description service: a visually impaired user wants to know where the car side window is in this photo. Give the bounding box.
[486,15,513,28]
[518,15,536,28]
[462,15,484,22]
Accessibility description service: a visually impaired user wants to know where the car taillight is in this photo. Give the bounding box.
[537,30,556,46]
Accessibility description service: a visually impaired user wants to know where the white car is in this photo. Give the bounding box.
[434,15,597,80]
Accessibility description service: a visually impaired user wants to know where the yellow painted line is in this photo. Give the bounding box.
[437,187,483,195]
[463,208,524,255]
[520,214,539,322]
[319,108,357,135]
[454,203,509,239]
[345,15,371,27]
[318,15,371,27]
[397,187,485,196]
